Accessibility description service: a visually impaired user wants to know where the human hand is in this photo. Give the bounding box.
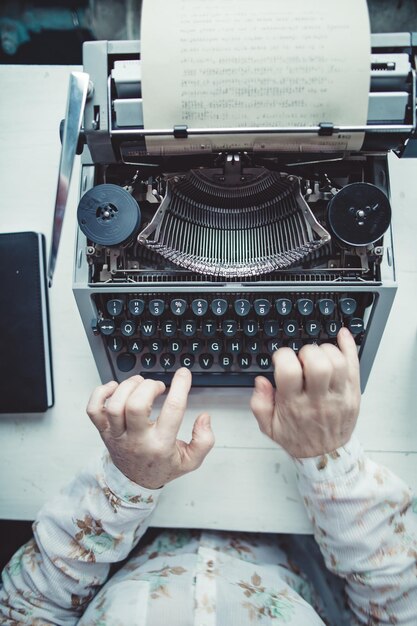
[250,328,361,458]
[86,368,214,489]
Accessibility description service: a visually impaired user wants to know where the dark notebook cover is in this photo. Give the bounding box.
[0,232,54,413]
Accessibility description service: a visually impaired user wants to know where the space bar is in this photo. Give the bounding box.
[140,371,275,387]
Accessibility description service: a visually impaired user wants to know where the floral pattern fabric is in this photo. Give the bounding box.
[1,437,416,625]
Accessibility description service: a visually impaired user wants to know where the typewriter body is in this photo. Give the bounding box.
[66,33,417,391]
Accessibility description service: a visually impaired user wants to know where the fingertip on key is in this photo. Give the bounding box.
[177,367,191,378]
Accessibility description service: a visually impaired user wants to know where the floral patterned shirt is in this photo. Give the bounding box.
[1,436,417,625]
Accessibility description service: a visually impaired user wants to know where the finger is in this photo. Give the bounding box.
[273,348,303,397]
[298,344,332,396]
[124,378,166,434]
[157,368,192,440]
[86,380,118,433]
[250,376,275,438]
[337,327,360,377]
[319,342,348,391]
[104,375,144,437]
[180,413,215,472]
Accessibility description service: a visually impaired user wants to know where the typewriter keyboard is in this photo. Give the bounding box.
[93,292,371,386]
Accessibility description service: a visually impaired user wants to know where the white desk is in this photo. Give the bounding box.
[0,65,416,533]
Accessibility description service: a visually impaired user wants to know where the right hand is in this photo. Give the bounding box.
[86,368,215,489]
[250,328,361,458]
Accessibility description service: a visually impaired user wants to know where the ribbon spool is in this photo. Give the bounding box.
[327,182,391,247]
[77,184,141,246]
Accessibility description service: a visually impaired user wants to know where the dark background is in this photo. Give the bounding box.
[0,0,417,65]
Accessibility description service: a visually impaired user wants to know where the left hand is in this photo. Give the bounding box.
[86,368,215,489]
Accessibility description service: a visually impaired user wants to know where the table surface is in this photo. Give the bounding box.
[0,65,416,533]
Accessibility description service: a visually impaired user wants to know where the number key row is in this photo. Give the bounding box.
[106,297,358,318]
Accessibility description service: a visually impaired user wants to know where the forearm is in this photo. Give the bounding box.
[0,452,160,625]
[295,437,417,625]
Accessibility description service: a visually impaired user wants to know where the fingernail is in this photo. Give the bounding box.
[201,414,211,429]
[177,367,191,377]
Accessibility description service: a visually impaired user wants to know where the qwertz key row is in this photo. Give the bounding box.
[93,293,369,386]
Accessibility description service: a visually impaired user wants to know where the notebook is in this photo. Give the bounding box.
[0,232,54,413]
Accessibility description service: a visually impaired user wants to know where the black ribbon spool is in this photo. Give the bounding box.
[77,184,141,246]
[327,182,391,247]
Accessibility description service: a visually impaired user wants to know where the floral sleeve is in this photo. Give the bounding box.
[0,452,160,625]
[295,436,417,625]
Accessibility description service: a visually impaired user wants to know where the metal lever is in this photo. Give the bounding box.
[48,71,89,287]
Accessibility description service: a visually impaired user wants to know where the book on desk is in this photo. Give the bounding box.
[0,231,54,413]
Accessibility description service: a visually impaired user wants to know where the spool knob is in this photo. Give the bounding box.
[77,184,141,246]
[327,182,391,247]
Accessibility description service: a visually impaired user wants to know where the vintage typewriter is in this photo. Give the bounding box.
[48,31,417,391]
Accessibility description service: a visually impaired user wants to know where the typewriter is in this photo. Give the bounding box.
[49,30,417,391]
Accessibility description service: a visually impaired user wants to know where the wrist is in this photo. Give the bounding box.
[102,452,163,505]
[292,435,363,482]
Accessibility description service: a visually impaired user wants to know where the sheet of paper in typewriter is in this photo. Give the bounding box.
[141,0,370,155]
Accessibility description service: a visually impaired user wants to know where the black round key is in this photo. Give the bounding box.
[238,353,252,369]
[190,339,204,354]
[227,339,242,353]
[234,299,251,317]
[191,299,208,316]
[305,320,321,337]
[149,339,164,354]
[170,299,187,316]
[127,338,143,353]
[254,299,271,316]
[117,352,136,372]
[267,339,282,353]
[297,298,314,316]
[98,319,116,336]
[208,339,223,354]
[220,354,233,369]
[325,320,341,337]
[181,320,197,337]
[141,353,156,368]
[160,353,176,369]
[222,320,238,336]
[256,354,271,369]
[340,297,357,316]
[107,336,123,352]
[168,339,183,353]
[128,299,145,316]
[243,320,258,337]
[149,299,165,316]
[348,318,364,334]
[180,354,195,368]
[162,320,177,337]
[263,320,279,337]
[120,320,136,337]
[211,299,228,316]
[199,353,214,369]
[283,320,298,337]
[202,320,217,337]
[107,299,124,317]
[140,320,156,337]
[287,339,303,353]
[247,339,261,353]
[317,299,335,316]
[276,298,292,316]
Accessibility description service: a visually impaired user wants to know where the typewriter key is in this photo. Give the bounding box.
[327,182,391,247]
[77,184,141,246]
